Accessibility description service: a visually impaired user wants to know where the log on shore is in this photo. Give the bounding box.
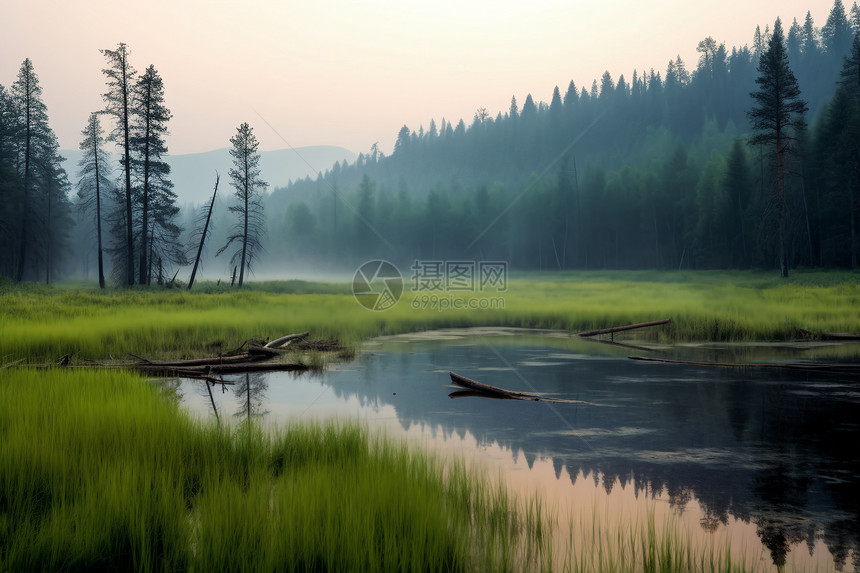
[576,319,671,338]
[265,332,310,349]
[128,353,271,368]
[820,332,860,341]
[123,361,310,378]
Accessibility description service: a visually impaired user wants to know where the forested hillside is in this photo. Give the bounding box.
[268,1,860,273]
[1,2,859,284]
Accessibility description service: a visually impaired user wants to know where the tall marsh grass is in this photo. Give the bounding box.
[2,270,859,362]
[0,367,550,572]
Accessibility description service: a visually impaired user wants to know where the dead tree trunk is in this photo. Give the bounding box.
[188,173,219,290]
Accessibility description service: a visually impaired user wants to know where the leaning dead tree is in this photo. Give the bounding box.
[188,173,219,290]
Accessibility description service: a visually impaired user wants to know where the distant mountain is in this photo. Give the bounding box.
[61,145,356,205]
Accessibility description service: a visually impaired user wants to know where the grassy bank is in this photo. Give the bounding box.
[0,367,551,572]
[2,270,859,362]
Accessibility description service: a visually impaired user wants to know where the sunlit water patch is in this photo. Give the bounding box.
[176,329,860,572]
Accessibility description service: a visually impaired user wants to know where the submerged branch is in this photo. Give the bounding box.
[576,318,672,338]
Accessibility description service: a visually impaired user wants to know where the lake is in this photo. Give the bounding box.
[177,328,860,572]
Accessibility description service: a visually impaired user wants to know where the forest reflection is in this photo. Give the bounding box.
[177,332,859,571]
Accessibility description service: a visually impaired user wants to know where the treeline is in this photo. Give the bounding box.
[2,4,859,285]
[0,44,267,287]
[270,0,860,272]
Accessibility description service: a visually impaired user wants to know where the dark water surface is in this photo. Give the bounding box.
[178,328,860,572]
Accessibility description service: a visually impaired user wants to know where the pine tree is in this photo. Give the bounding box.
[842,32,860,92]
[0,84,20,277]
[599,71,614,103]
[787,19,803,63]
[217,123,266,287]
[802,12,819,57]
[101,43,137,285]
[563,80,578,107]
[549,86,562,115]
[521,94,537,118]
[822,0,853,56]
[748,18,808,277]
[836,33,860,266]
[130,64,175,284]
[11,59,67,282]
[76,112,111,288]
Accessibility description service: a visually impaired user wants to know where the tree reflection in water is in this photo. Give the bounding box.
[179,333,860,571]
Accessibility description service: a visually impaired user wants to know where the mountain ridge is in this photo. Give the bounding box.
[61,145,357,205]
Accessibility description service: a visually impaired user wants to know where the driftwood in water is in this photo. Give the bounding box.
[577,319,671,338]
[448,372,590,404]
[585,338,657,353]
[449,371,539,400]
[629,355,860,373]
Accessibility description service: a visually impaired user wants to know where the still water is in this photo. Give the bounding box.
[177,328,860,572]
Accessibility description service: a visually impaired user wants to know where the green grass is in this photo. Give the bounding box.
[2,270,859,362]
[0,367,551,572]
[4,270,835,571]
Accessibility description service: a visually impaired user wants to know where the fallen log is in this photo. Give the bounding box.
[449,371,539,400]
[629,355,860,373]
[585,338,658,353]
[128,353,270,368]
[820,332,860,341]
[577,318,671,338]
[448,372,590,404]
[127,362,310,377]
[265,332,310,349]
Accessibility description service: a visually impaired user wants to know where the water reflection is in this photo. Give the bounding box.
[177,329,859,572]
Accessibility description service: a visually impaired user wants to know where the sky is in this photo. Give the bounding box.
[0,0,844,156]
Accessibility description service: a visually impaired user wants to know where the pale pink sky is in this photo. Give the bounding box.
[0,0,843,155]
